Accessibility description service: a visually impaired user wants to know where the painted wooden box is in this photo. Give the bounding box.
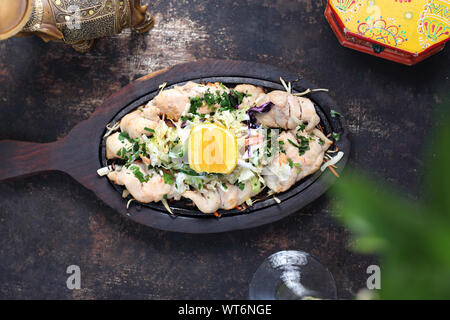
[325,0,450,65]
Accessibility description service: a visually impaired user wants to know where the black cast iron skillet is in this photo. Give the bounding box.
[0,59,350,233]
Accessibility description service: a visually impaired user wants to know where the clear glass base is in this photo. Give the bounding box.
[249,250,337,300]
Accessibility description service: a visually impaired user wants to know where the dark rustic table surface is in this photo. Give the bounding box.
[0,0,449,300]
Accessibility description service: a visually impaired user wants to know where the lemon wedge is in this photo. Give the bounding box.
[188,123,238,174]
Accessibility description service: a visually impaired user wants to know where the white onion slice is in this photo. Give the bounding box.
[321,151,344,172]
[161,198,173,215]
[97,166,112,177]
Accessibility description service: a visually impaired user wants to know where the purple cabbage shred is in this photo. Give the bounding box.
[246,102,274,128]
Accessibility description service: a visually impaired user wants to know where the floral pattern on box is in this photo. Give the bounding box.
[329,0,450,54]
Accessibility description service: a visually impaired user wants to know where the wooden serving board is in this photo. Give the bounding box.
[0,59,351,233]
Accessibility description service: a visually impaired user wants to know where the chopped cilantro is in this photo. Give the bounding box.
[332,132,341,141]
[118,132,132,143]
[330,110,342,118]
[189,96,204,114]
[288,139,300,148]
[163,171,175,185]
[132,142,140,153]
[232,90,246,105]
[204,90,217,106]
[288,137,311,156]
[179,168,201,176]
[219,92,234,111]
[187,88,250,115]
[130,166,149,183]
[117,147,125,157]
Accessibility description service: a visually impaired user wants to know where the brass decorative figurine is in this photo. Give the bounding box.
[0,0,154,52]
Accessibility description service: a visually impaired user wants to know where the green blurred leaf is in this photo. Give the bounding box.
[425,103,450,222]
[333,102,450,300]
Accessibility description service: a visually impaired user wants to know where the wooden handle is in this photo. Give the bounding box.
[0,140,65,181]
